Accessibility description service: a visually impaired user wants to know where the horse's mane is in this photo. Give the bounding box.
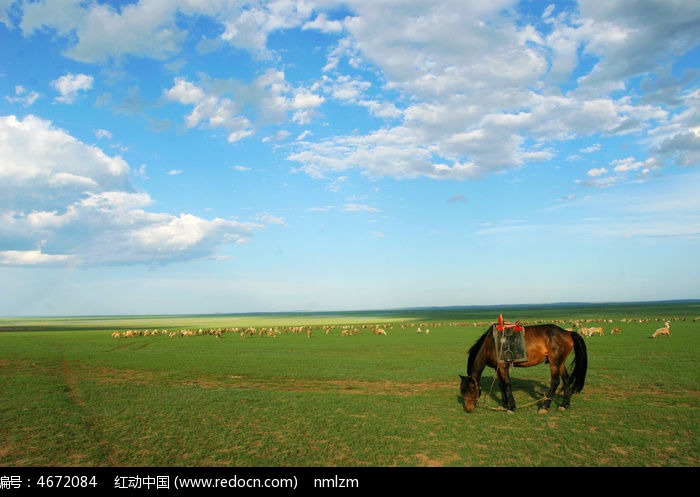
[467,326,491,375]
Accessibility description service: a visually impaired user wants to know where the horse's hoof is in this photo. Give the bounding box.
[558,406,567,411]
[506,409,515,415]
[537,408,548,414]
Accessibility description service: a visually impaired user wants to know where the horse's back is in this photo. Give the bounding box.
[524,323,574,341]
[521,324,576,362]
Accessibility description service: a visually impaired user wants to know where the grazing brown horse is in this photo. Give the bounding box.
[459,322,587,414]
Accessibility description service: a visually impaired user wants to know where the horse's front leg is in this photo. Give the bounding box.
[497,363,516,413]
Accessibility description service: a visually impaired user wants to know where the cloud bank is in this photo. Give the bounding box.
[0,115,263,266]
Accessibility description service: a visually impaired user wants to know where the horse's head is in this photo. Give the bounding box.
[459,374,481,413]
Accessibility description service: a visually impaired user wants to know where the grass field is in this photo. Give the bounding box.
[1,301,698,467]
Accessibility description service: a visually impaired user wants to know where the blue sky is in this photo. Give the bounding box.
[1,0,698,316]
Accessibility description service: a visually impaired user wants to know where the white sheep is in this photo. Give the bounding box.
[651,322,671,338]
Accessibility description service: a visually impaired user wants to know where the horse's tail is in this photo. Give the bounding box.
[569,331,588,393]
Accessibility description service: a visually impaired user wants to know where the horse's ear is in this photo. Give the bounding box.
[459,374,467,380]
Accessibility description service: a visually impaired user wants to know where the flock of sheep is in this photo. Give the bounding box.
[111,322,424,339]
[110,317,683,340]
[573,317,677,338]
[576,323,671,338]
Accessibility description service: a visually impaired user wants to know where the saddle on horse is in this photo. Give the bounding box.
[494,314,528,364]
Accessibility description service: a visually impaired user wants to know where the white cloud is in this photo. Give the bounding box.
[0,114,130,212]
[289,127,485,180]
[575,0,700,93]
[164,77,204,104]
[51,73,94,103]
[164,70,325,141]
[652,129,700,166]
[164,77,254,141]
[283,1,688,180]
[342,203,379,213]
[581,143,601,153]
[17,1,314,64]
[95,128,112,139]
[0,0,12,26]
[222,1,313,51]
[0,114,263,267]
[19,0,86,37]
[287,1,695,183]
[303,12,344,33]
[133,212,252,251]
[20,0,188,63]
[587,167,608,177]
[262,130,291,142]
[8,1,699,186]
[328,75,370,102]
[6,85,40,106]
[611,157,644,173]
[0,249,71,266]
[257,212,287,226]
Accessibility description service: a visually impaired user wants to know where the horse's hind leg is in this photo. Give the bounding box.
[538,365,561,414]
[558,365,572,410]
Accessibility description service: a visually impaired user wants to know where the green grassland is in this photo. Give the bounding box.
[1,301,698,467]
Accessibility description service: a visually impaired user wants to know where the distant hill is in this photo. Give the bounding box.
[222,299,700,322]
